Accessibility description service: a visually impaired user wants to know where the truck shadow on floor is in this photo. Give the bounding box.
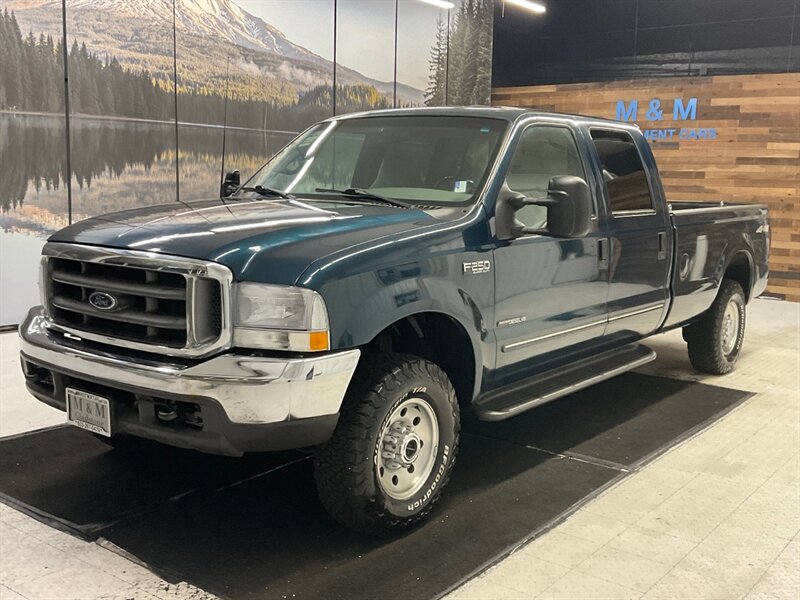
[0,372,749,600]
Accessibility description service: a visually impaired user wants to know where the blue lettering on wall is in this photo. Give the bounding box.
[646,99,664,121]
[673,97,697,121]
[615,97,713,142]
[616,100,638,122]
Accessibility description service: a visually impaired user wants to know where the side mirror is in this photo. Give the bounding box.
[496,175,593,240]
[220,170,240,197]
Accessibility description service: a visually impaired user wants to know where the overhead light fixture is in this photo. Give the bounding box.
[505,0,546,13]
[418,0,456,9]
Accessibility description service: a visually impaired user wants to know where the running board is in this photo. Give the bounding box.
[473,344,657,422]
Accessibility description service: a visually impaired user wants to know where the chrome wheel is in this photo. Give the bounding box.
[720,298,740,355]
[377,397,439,501]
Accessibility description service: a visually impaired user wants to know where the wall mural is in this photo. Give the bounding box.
[0,0,494,325]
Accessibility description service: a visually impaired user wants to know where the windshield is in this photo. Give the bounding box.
[242,115,507,207]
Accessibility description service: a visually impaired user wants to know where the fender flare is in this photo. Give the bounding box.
[328,279,488,399]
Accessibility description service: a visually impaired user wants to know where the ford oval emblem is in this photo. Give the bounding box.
[89,291,117,311]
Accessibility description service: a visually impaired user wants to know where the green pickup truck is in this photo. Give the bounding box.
[20,107,769,533]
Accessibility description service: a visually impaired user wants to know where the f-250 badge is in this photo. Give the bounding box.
[463,260,491,274]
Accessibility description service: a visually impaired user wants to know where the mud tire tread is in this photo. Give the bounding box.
[313,352,459,535]
[685,279,746,375]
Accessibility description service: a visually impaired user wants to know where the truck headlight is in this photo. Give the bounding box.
[232,283,330,352]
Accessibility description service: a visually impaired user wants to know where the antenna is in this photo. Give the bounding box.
[219,56,231,193]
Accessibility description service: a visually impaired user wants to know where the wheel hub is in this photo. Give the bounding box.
[401,435,420,463]
[376,398,439,500]
[382,422,423,469]
[721,299,740,355]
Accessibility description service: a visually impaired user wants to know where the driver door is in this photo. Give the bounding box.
[491,123,609,385]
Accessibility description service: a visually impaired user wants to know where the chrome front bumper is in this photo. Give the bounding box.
[19,307,360,426]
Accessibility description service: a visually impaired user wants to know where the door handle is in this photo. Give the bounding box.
[658,232,667,260]
[598,237,609,270]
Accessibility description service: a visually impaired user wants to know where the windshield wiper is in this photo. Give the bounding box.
[315,188,411,208]
[239,185,294,200]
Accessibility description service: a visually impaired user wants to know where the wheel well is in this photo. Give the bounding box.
[366,313,476,406]
[725,252,752,302]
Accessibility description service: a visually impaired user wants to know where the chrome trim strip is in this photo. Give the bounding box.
[42,243,233,358]
[502,319,607,352]
[20,307,360,424]
[668,204,769,216]
[607,303,665,323]
[611,209,658,217]
[501,303,666,352]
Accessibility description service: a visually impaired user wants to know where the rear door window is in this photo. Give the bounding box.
[590,129,654,213]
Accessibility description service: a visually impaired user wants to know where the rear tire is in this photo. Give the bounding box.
[314,352,459,535]
[684,279,746,374]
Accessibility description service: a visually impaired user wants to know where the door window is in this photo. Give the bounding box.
[505,126,586,229]
[590,129,654,213]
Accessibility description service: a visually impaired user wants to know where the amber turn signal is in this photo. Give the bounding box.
[309,331,330,351]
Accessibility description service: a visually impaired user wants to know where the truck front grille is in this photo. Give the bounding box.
[42,244,231,357]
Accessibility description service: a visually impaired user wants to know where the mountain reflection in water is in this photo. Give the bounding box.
[0,112,294,236]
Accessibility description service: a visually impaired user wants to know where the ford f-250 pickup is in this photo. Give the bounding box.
[19,107,769,534]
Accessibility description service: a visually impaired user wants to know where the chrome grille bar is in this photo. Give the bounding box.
[51,296,187,330]
[50,270,186,300]
[41,243,233,358]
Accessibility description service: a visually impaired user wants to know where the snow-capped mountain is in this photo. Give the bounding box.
[5,0,425,103]
[13,0,326,63]
[119,0,327,63]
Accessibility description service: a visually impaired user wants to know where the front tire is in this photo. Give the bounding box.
[684,279,746,374]
[314,353,459,535]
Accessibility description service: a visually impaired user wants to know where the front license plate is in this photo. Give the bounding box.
[66,388,111,437]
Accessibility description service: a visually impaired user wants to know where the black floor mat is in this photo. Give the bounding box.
[0,427,300,530]
[462,371,745,467]
[0,373,750,600]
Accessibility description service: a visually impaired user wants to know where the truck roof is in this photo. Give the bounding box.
[331,105,633,129]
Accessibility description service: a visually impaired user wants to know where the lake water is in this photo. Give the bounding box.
[0,112,295,325]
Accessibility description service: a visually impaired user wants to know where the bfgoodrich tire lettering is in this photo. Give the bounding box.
[684,279,746,375]
[314,352,459,535]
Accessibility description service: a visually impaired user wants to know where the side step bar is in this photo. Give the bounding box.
[473,344,657,422]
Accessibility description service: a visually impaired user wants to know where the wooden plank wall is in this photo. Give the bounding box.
[492,73,800,301]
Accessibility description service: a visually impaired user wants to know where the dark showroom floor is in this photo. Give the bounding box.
[0,298,798,600]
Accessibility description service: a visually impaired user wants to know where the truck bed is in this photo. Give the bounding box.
[663,201,770,329]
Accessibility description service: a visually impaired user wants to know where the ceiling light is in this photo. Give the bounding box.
[505,0,546,13]
[418,0,456,9]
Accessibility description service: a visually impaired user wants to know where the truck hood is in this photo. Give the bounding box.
[49,197,440,285]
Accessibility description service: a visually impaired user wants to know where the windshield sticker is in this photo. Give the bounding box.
[454,180,469,193]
